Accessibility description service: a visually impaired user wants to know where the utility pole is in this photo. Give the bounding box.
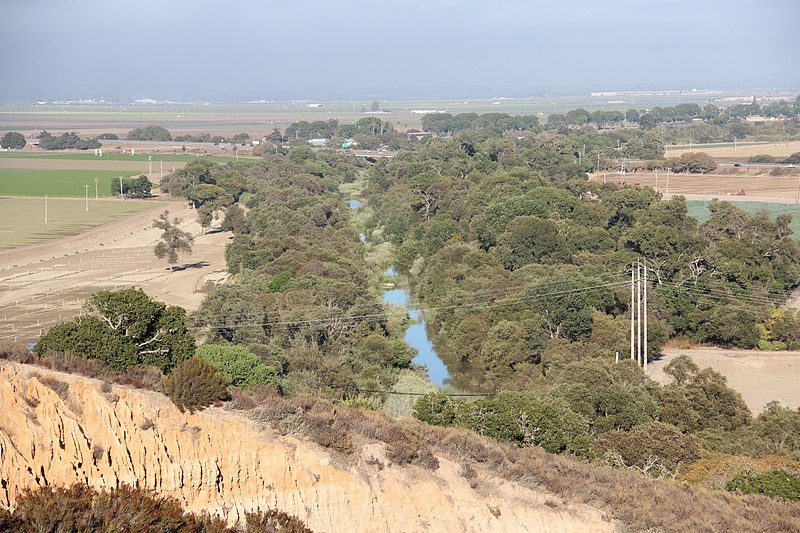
[84,184,89,212]
[148,155,152,175]
[796,170,800,205]
[637,259,642,367]
[630,265,635,361]
[119,177,124,199]
[643,261,648,373]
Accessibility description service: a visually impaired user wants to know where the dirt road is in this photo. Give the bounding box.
[649,348,800,413]
[0,201,229,343]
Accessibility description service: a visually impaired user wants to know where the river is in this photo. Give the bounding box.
[349,197,450,386]
[382,268,451,387]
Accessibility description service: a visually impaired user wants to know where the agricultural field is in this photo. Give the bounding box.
[0,200,229,343]
[0,197,156,249]
[0,151,234,162]
[686,200,800,237]
[1,91,782,135]
[665,141,800,158]
[591,167,800,201]
[0,169,140,197]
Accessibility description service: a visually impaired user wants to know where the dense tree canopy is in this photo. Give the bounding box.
[0,131,26,148]
[127,125,172,141]
[35,288,194,372]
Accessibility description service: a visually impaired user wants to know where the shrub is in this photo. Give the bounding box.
[726,470,800,500]
[162,357,230,413]
[244,509,314,533]
[38,375,69,399]
[593,422,701,477]
[196,344,277,391]
[9,483,310,532]
[0,339,32,361]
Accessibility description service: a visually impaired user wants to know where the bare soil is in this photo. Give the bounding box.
[0,201,229,343]
[590,168,800,201]
[648,348,800,413]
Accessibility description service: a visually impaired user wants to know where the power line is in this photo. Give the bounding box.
[357,388,495,397]
[192,279,631,333]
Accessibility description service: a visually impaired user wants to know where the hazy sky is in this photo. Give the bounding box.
[2,0,798,100]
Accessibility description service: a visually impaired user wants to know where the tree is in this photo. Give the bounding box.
[35,288,194,372]
[221,204,247,233]
[0,131,26,149]
[127,125,171,141]
[371,100,380,111]
[625,109,640,124]
[153,210,194,270]
[112,175,153,198]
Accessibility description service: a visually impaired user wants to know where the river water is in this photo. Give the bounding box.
[349,198,450,386]
[382,268,451,387]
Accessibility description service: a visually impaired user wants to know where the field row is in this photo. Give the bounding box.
[0,197,157,249]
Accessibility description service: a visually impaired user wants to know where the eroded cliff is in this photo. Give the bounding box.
[0,363,617,532]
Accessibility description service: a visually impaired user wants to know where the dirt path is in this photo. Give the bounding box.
[649,348,800,413]
[0,201,229,343]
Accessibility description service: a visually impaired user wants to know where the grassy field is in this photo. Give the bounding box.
[0,197,156,249]
[687,200,800,237]
[0,152,244,163]
[0,169,141,197]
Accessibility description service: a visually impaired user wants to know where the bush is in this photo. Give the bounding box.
[8,483,312,531]
[726,470,800,500]
[244,509,314,533]
[162,357,230,413]
[196,344,277,391]
[593,421,701,477]
[0,339,32,361]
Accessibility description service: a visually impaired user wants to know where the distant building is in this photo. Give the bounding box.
[308,138,327,147]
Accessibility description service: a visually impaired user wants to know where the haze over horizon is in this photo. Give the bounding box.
[2,0,799,101]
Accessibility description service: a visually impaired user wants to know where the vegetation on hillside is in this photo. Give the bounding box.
[0,483,313,532]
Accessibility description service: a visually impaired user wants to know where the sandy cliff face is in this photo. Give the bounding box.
[0,363,617,532]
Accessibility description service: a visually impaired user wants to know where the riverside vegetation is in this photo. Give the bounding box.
[11,108,800,530]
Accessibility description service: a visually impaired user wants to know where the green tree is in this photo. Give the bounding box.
[112,175,153,198]
[153,210,194,270]
[625,109,640,123]
[0,131,26,149]
[127,125,171,141]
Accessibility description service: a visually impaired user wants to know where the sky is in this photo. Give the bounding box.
[1,0,799,101]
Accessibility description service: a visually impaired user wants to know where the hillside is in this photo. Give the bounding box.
[0,362,615,533]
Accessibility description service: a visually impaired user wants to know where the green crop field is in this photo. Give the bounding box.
[0,152,245,163]
[0,197,156,249]
[0,169,140,197]
[686,200,800,238]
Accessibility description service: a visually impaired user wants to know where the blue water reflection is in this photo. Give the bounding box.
[348,199,362,209]
[383,279,450,387]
